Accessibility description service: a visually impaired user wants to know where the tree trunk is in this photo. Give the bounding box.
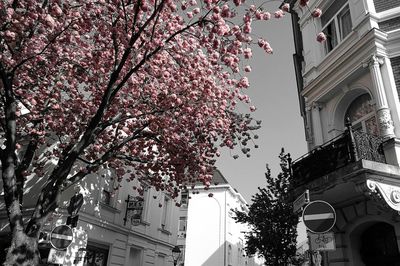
[4,230,40,266]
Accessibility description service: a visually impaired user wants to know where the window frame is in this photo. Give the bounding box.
[161,196,170,230]
[321,3,352,54]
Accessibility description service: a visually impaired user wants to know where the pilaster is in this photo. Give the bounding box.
[364,55,395,138]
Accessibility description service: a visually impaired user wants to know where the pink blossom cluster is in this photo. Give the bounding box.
[0,0,324,199]
[0,0,275,197]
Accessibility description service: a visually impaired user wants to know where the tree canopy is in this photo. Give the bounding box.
[233,150,300,266]
[0,0,294,264]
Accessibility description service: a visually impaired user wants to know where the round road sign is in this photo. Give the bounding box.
[302,200,336,233]
[50,225,73,250]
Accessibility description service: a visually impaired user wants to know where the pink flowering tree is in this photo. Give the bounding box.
[0,0,293,264]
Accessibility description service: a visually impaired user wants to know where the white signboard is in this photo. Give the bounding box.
[48,248,66,264]
[293,190,310,213]
[309,232,336,251]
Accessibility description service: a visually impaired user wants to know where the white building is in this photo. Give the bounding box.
[176,170,263,266]
[287,0,400,265]
[0,168,181,266]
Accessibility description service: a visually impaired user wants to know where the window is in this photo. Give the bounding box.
[180,191,189,207]
[128,196,145,225]
[321,0,352,54]
[156,255,166,266]
[345,94,378,135]
[178,217,187,232]
[84,244,109,266]
[101,171,118,207]
[101,190,111,205]
[161,197,169,229]
[128,247,142,265]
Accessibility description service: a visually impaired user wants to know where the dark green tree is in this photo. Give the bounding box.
[234,149,300,266]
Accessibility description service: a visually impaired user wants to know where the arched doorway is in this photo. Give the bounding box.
[360,222,400,266]
[344,93,378,135]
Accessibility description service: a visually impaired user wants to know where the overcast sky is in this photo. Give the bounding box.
[215,9,308,203]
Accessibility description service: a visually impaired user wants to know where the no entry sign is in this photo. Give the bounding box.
[302,200,336,233]
[50,225,73,250]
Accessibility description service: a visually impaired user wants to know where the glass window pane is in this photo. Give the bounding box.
[101,190,111,205]
[323,22,338,53]
[321,0,347,26]
[339,6,352,39]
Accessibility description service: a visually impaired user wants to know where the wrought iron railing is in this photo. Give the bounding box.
[353,131,386,163]
[292,127,386,186]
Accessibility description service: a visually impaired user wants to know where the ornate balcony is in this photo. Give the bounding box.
[292,127,386,186]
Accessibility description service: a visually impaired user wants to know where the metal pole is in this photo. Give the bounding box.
[308,231,314,266]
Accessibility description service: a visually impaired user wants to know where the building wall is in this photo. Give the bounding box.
[373,0,400,13]
[0,168,180,266]
[183,184,262,266]
[290,0,400,265]
[296,0,400,150]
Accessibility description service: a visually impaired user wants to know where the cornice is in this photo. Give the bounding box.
[370,7,400,22]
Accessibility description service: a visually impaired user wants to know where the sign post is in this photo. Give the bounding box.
[64,228,88,266]
[50,225,73,250]
[308,232,336,251]
[293,189,310,213]
[48,225,73,264]
[302,200,336,233]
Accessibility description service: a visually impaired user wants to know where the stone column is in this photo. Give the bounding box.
[365,55,395,138]
[311,102,324,145]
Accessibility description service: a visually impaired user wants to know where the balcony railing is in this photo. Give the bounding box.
[292,127,386,186]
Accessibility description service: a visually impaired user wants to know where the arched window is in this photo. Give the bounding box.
[345,94,378,135]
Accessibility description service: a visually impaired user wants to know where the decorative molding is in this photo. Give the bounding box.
[362,54,385,68]
[377,108,395,136]
[366,179,400,211]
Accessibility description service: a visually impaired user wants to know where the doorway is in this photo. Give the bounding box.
[360,222,400,266]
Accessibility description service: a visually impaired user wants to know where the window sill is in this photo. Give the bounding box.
[158,228,172,235]
[99,202,121,213]
[128,220,150,227]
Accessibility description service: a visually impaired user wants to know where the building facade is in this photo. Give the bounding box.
[176,170,262,266]
[288,0,400,265]
[0,168,181,266]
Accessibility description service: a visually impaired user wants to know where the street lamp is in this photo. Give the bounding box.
[172,245,181,266]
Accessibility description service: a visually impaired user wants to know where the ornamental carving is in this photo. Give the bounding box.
[366,180,400,211]
[377,108,395,136]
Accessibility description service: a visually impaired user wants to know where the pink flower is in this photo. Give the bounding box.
[300,0,309,7]
[250,106,256,112]
[243,48,252,59]
[4,30,16,40]
[244,66,252,72]
[44,14,56,28]
[243,23,251,34]
[52,4,63,16]
[274,10,284,19]
[281,3,290,12]
[316,32,327,43]
[255,10,263,20]
[238,77,250,88]
[233,0,241,6]
[263,12,271,20]
[312,8,322,18]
